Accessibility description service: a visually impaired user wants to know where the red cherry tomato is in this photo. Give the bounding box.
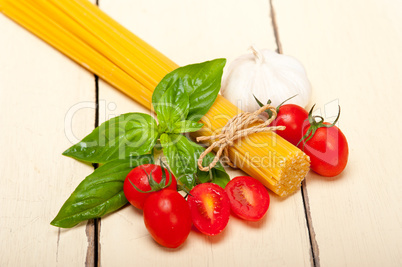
[272,104,309,146]
[143,189,192,248]
[298,122,349,177]
[187,183,230,236]
[225,176,270,221]
[123,164,177,210]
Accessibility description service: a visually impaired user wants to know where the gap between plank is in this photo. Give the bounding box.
[56,228,61,263]
[94,73,101,267]
[85,73,100,267]
[85,219,96,266]
[268,1,320,266]
[301,180,320,267]
[269,0,283,54]
[85,4,101,267]
[86,2,102,266]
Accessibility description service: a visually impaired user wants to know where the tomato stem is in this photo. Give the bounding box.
[129,161,173,194]
[276,94,298,113]
[177,183,192,197]
[253,94,298,119]
[297,105,341,148]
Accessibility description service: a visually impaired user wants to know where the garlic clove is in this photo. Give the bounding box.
[221,46,311,112]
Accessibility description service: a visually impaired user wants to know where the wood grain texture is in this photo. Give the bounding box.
[273,0,402,266]
[97,0,312,266]
[0,11,95,267]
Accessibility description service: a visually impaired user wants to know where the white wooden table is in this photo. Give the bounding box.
[1,0,401,266]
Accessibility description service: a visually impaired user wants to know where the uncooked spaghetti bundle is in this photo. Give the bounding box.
[0,0,310,196]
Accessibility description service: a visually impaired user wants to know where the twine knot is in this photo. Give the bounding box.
[196,104,285,171]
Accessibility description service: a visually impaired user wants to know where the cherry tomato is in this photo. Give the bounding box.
[123,164,177,210]
[225,176,270,221]
[143,189,192,248]
[272,104,309,146]
[187,183,230,236]
[144,189,192,248]
[298,122,349,177]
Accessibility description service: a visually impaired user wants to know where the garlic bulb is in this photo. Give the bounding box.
[221,46,312,112]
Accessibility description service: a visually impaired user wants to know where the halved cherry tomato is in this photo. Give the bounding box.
[187,183,230,236]
[143,189,192,248]
[123,164,177,210]
[225,176,270,221]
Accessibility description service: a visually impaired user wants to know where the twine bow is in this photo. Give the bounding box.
[196,104,285,171]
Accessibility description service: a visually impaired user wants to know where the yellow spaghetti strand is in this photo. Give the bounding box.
[0,0,310,196]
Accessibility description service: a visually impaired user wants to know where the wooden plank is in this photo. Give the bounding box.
[273,0,402,266]
[0,11,96,267]
[97,0,312,266]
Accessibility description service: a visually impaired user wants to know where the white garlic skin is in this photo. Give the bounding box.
[221,48,312,112]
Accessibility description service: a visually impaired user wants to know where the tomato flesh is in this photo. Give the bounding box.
[187,183,230,236]
[272,104,308,146]
[143,189,192,248]
[225,176,270,221]
[298,123,349,177]
[123,164,177,210]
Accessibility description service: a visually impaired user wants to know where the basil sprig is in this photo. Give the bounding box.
[55,59,229,228]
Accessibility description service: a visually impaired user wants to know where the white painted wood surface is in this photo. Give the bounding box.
[98,1,311,266]
[0,0,401,266]
[0,12,95,267]
[274,0,402,266]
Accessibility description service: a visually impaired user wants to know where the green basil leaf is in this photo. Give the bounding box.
[211,169,230,189]
[177,173,197,191]
[152,59,226,121]
[193,144,230,189]
[154,80,190,133]
[196,169,213,184]
[63,113,158,163]
[171,120,204,134]
[160,133,229,189]
[196,163,230,188]
[160,133,197,180]
[196,168,229,189]
[51,155,153,228]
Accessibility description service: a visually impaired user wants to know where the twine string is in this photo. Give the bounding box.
[196,104,286,171]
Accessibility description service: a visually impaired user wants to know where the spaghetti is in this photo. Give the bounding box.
[0,0,310,196]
